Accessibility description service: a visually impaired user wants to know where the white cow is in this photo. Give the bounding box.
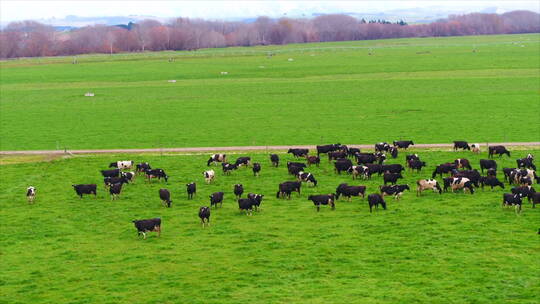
[203,170,215,184]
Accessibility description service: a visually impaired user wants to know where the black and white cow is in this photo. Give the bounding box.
[288,148,309,158]
[72,184,97,198]
[296,172,317,186]
[454,159,472,170]
[203,170,215,184]
[132,218,161,239]
[393,140,414,149]
[452,169,481,188]
[121,171,135,183]
[416,179,442,196]
[405,154,420,163]
[288,165,304,176]
[104,176,129,188]
[503,168,517,182]
[306,156,321,167]
[408,159,426,172]
[348,165,368,180]
[448,177,475,194]
[375,142,391,152]
[222,163,238,175]
[26,186,36,203]
[234,184,244,199]
[186,182,196,199]
[517,155,536,170]
[453,141,470,151]
[199,206,211,227]
[159,188,172,208]
[502,193,523,213]
[479,159,497,173]
[101,169,121,178]
[388,146,398,158]
[432,163,457,178]
[238,198,255,215]
[380,184,410,200]
[207,154,227,166]
[145,169,168,182]
[270,154,280,167]
[308,194,335,212]
[489,146,510,158]
[209,192,224,208]
[247,193,264,211]
[511,186,536,202]
[479,176,504,190]
[109,183,123,200]
[335,183,366,201]
[335,159,353,174]
[316,144,341,156]
[136,162,151,174]
[109,160,134,169]
[276,181,302,199]
[252,163,261,177]
[367,194,387,213]
[471,143,481,154]
[235,157,251,167]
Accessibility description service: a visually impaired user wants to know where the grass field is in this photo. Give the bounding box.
[1,34,540,150]
[1,148,539,303]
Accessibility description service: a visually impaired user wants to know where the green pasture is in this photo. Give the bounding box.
[1,148,539,303]
[1,34,539,150]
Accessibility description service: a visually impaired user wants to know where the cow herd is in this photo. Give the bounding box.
[24,141,539,239]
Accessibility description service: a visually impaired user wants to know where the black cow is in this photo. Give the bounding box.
[287,161,307,169]
[365,163,384,177]
[222,162,238,175]
[328,151,347,162]
[288,148,309,158]
[104,176,129,187]
[159,189,172,208]
[479,176,504,190]
[382,164,404,174]
[186,182,196,199]
[454,159,472,170]
[199,206,210,227]
[347,148,361,158]
[145,169,168,182]
[405,154,420,162]
[306,156,320,167]
[432,163,457,178]
[207,154,226,166]
[375,142,391,152]
[489,146,510,158]
[288,165,304,176]
[109,183,123,200]
[235,157,251,167]
[234,184,244,199]
[356,153,377,165]
[393,140,414,149]
[453,141,470,151]
[238,198,255,215]
[136,162,151,174]
[72,184,97,198]
[517,156,536,170]
[380,184,410,200]
[383,172,403,185]
[480,159,497,173]
[487,168,497,177]
[511,186,536,202]
[247,193,264,211]
[316,144,341,156]
[335,159,353,174]
[132,218,161,239]
[209,192,224,208]
[367,194,387,213]
[276,181,301,199]
[252,163,261,176]
[297,172,317,186]
[101,169,120,178]
[388,146,398,158]
[308,194,335,212]
[335,183,366,201]
[531,192,540,208]
[270,154,280,167]
[502,193,523,213]
[408,159,426,172]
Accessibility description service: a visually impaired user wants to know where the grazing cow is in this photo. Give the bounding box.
[247,193,264,211]
[72,184,97,198]
[388,146,398,158]
[510,169,537,185]
[335,183,366,201]
[448,177,475,194]
[367,194,387,213]
[234,184,244,199]
[503,168,517,182]
[531,192,540,208]
[453,141,470,151]
[203,170,215,184]
[383,172,403,185]
[186,182,196,199]
[479,159,497,173]
[405,154,420,162]
[408,159,426,172]
[489,146,510,158]
[222,162,238,175]
[380,184,410,200]
[270,154,280,167]
[517,156,536,170]
[382,164,405,174]
[356,153,377,165]
[109,183,123,200]
[335,159,353,174]
[487,168,497,177]
[316,144,341,156]
[347,148,361,158]
[209,192,224,208]
[235,157,251,167]
[454,159,472,170]
[26,186,36,203]
[132,218,161,239]
[287,161,307,169]
[365,163,384,177]
[348,165,368,180]
[502,193,523,213]
[471,143,481,154]
[252,163,261,176]
[136,162,151,174]
[296,172,317,186]
[288,148,309,158]
[276,181,302,199]
[288,165,304,176]
[121,171,135,183]
[393,140,414,149]
[432,163,457,178]
[306,156,320,167]
[375,142,391,152]
[479,176,504,190]
[104,176,129,188]
[101,169,121,178]
[199,207,211,227]
[416,179,442,196]
[452,169,481,188]
[109,160,134,169]
[511,186,536,202]
[145,169,168,182]
[238,198,255,215]
[328,151,347,162]
[207,154,227,166]
[308,194,335,212]
[159,189,172,207]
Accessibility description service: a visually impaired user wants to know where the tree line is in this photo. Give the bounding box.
[1,10,538,58]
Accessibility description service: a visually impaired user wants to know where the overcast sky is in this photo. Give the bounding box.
[1,0,539,23]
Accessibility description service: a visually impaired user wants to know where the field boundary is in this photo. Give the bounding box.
[1,142,539,155]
